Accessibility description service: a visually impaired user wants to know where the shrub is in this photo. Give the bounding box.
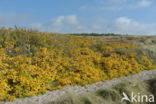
[0,28,155,101]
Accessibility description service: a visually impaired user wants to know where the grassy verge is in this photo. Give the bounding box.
[49,78,156,104]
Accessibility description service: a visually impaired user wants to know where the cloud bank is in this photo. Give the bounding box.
[28,15,156,35]
[29,15,89,33]
[1,13,155,35]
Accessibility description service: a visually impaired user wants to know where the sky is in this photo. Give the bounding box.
[0,0,156,35]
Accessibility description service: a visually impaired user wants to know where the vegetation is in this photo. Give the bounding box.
[49,78,156,104]
[71,33,120,36]
[90,35,156,63]
[0,27,155,101]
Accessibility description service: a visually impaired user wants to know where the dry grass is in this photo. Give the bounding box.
[88,35,156,64]
[49,78,156,104]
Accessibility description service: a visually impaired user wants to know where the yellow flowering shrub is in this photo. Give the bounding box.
[0,28,155,101]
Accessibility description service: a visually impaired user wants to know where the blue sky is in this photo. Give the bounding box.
[0,0,156,35]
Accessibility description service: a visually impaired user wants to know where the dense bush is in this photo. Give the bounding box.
[0,28,155,101]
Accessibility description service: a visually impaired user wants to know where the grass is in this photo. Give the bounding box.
[147,78,156,103]
[88,35,156,63]
[49,78,156,104]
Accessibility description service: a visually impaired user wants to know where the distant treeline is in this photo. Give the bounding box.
[70,33,121,36]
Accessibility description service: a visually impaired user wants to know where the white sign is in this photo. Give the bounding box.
[121,92,154,103]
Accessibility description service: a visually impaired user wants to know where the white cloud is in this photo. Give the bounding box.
[79,6,88,11]
[137,0,152,7]
[103,0,152,11]
[107,17,156,35]
[110,0,127,3]
[51,15,78,26]
[29,15,89,33]
[115,17,139,26]
[0,13,30,26]
[93,0,127,3]
[80,0,152,11]
[28,15,156,35]
[107,17,146,34]
[127,0,152,9]
[110,0,151,7]
[100,6,123,11]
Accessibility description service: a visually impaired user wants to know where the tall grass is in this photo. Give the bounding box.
[49,78,156,104]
